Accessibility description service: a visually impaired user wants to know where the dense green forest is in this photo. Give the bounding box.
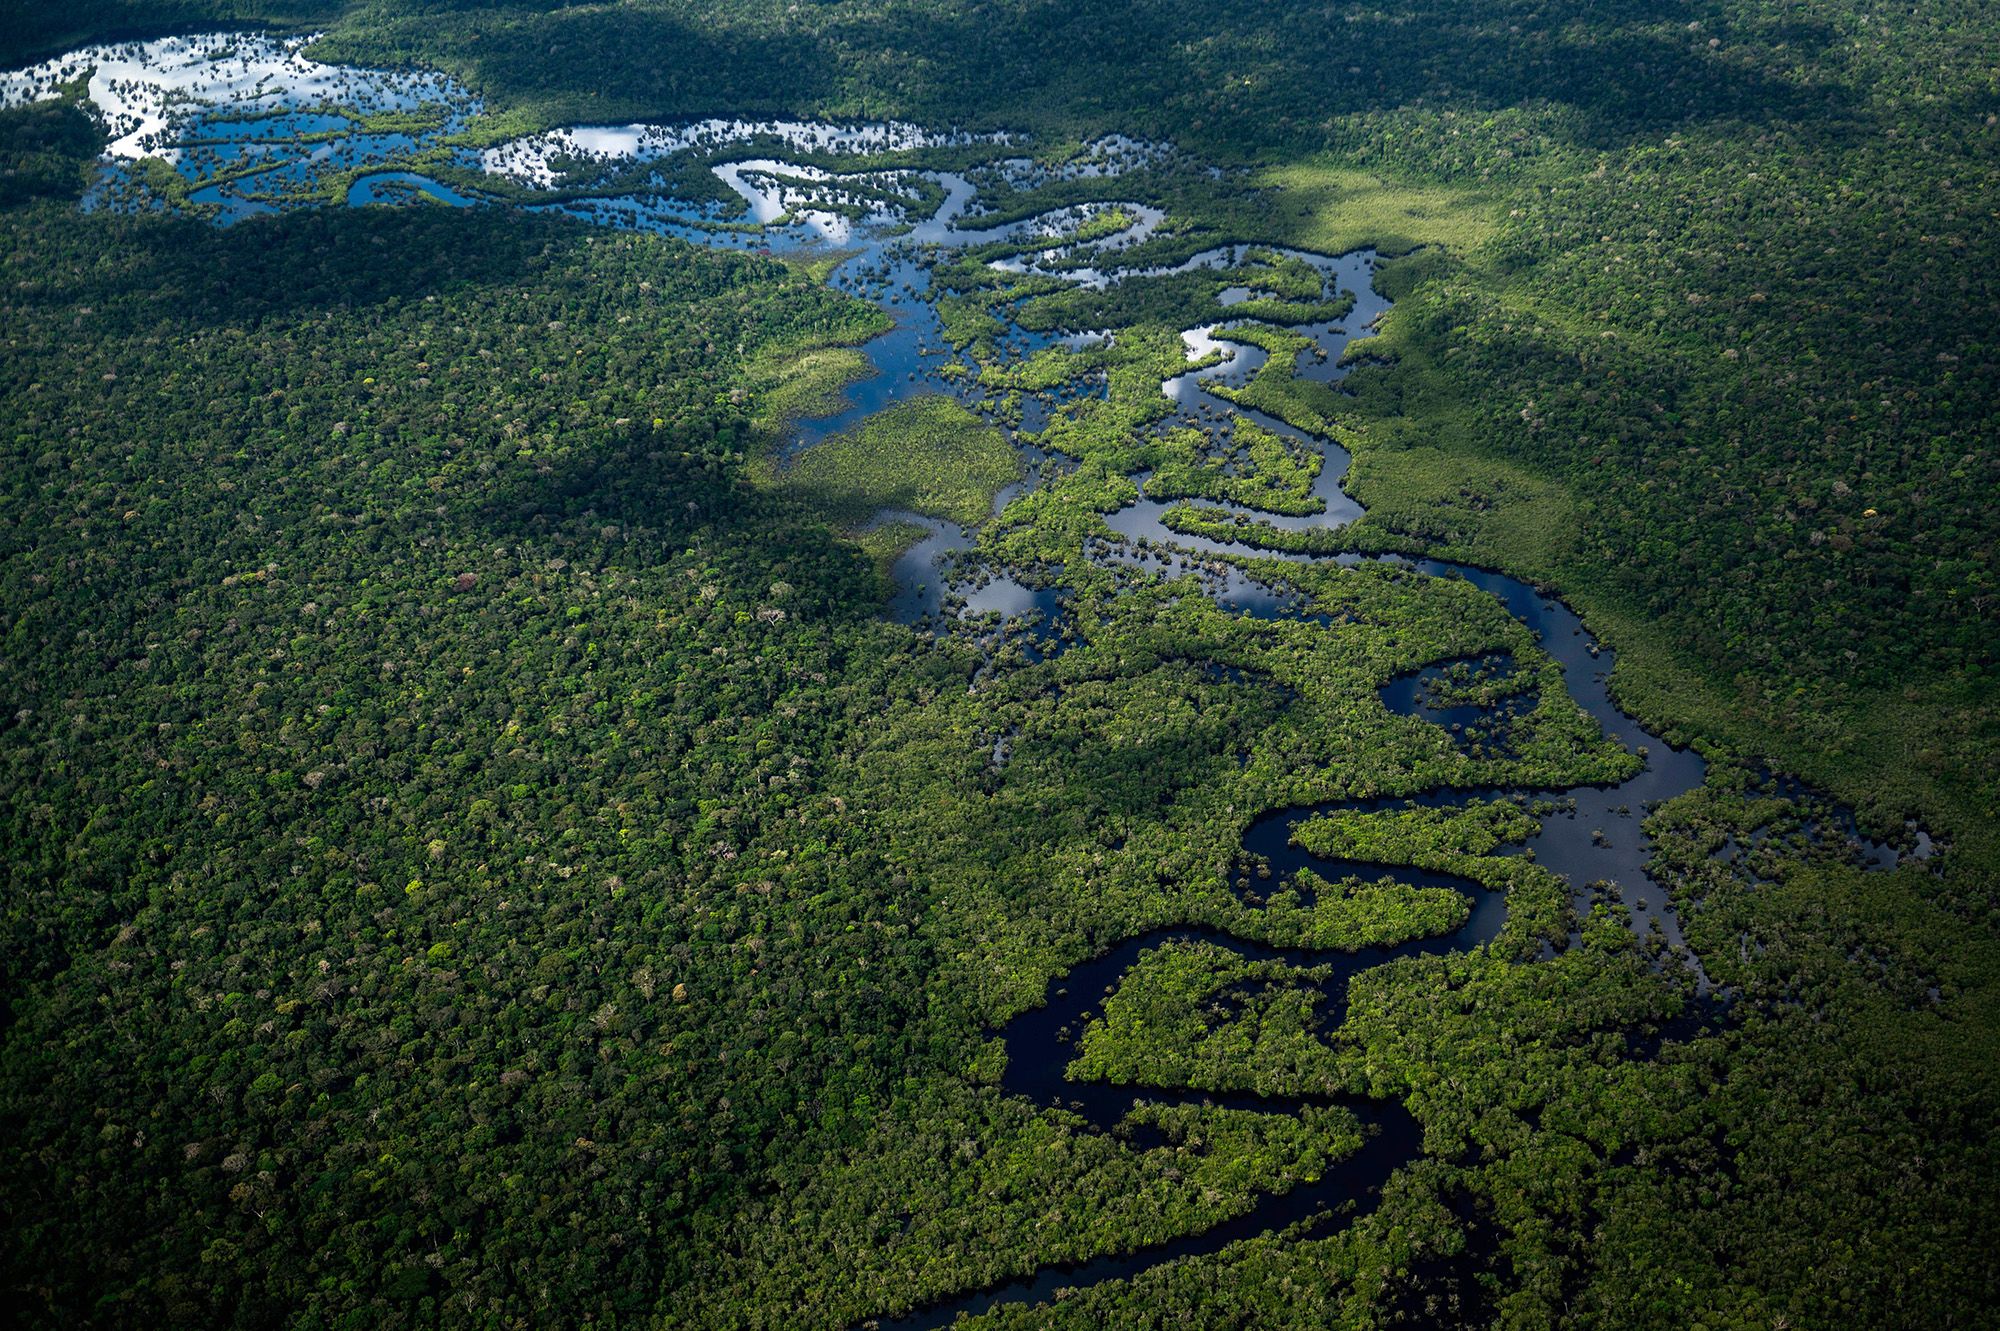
[5,0,1990,849]
[1,3,1996,1329]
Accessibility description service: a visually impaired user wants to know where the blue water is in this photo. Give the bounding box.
[6,36,1933,1325]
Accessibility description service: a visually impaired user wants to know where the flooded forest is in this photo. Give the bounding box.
[0,4,1994,1329]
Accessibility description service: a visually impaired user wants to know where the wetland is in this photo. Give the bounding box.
[0,17,1989,1331]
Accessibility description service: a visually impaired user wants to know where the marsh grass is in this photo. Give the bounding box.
[770,394,1021,528]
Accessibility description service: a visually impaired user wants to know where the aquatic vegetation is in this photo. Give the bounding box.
[743,342,885,434]
[0,8,1995,1331]
[1205,324,1351,436]
[1145,417,1325,517]
[851,517,937,574]
[1156,502,1424,557]
[765,394,1021,527]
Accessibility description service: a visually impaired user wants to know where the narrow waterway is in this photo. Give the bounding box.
[0,37,1926,1326]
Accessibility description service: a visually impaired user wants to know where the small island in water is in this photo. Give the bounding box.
[0,6,1992,1330]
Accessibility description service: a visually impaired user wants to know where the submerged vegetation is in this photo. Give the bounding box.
[0,3,1995,1330]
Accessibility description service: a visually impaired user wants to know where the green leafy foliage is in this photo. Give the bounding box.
[764,394,1020,528]
[1,3,1996,1329]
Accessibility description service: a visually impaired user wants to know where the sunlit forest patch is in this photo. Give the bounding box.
[0,3,1994,1329]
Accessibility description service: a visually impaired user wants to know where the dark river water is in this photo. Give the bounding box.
[0,37,1929,1327]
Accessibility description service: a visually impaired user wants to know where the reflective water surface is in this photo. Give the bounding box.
[2,35,1932,1326]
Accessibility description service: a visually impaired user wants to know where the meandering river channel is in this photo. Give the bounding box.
[2,33,1928,1327]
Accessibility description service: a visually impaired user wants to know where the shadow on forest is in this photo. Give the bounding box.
[3,2,1860,184]
[470,412,895,619]
[5,204,599,327]
[0,188,898,609]
[0,5,340,68]
[312,5,842,121]
[416,0,1858,146]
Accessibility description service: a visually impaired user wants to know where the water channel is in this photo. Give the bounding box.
[1,34,1929,1326]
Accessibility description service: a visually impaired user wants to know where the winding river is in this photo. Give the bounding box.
[1,35,1928,1328]
[711,166,1725,1328]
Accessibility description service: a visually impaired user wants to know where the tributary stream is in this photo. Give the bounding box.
[1,34,1927,1327]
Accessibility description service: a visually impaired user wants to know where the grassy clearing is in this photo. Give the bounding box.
[1251,162,1502,257]
[851,517,933,575]
[1343,445,1577,573]
[770,395,1021,528]
[782,246,863,286]
[743,341,879,438]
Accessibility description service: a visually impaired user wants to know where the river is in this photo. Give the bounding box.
[1,34,1926,1327]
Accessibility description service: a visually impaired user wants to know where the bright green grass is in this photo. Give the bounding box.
[744,342,881,437]
[1249,162,1502,257]
[851,517,932,575]
[769,394,1021,528]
